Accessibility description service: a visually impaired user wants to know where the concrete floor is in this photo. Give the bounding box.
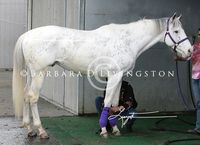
[0,117,60,145]
[0,71,73,145]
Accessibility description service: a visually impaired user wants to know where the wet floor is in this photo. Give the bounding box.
[0,117,59,145]
[0,71,71,144]
[0,117,60,145]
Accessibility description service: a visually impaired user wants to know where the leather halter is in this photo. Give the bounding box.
[164,18,188,53]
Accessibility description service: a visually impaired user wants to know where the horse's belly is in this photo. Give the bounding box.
[58,50,94,74]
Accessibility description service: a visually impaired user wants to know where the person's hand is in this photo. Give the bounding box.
[118,106,124,111]
[110,106,119,113]
[110,106,124,113]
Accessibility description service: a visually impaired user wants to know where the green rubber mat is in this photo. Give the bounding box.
[41,114,200,145]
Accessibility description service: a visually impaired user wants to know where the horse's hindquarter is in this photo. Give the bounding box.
[21,26,69,70]
[21,26,96,72]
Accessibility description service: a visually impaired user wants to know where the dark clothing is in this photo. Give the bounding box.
[102,81,137,109]
[95,81,137,130]
[118,81,137,109]
[95,96,104,115]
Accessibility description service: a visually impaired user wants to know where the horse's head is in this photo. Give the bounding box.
[164,13,192,60]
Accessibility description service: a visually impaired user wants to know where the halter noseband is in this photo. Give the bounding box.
[164,18,189,53]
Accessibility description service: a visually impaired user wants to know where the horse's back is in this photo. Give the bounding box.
[18,24,134,73]
[23,26,71,39]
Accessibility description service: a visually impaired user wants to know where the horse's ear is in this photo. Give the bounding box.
[177,14,182,20]
[171,12,177,20]
[170,13,177,24]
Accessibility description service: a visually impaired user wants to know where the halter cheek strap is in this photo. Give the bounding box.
[164,18,189,53]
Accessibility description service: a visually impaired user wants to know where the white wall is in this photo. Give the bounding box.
[0,0,27,68]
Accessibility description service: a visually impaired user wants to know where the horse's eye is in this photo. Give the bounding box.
[174,30,179,34]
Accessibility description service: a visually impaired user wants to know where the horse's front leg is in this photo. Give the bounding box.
[99,72,123,138]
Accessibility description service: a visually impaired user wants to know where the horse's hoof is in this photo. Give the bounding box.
[112,130,121,136]
[39,132,49,139]
[100,131,108,138]
[28,131,37,137]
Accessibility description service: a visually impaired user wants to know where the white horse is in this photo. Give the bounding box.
[13,14,192,138]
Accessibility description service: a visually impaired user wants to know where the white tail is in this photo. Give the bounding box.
[12,36,25,118]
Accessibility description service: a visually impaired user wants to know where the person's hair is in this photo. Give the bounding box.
[198,28,200,32]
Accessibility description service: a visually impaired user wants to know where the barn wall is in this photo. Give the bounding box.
[0,0,27,68]
[81,0,200,113]
[30,0,82,114]
[66,0,86,114]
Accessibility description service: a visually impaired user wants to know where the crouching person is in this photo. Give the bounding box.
[95,80,138,137]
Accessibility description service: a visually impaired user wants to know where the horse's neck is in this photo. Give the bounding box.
[128,18,167,57]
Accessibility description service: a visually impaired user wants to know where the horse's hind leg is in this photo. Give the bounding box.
[23,100,37,137]
[22,71,36,137]
[27,70,49,139]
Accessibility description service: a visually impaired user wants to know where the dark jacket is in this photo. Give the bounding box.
[119,81,137,109]
[103,81,137,109]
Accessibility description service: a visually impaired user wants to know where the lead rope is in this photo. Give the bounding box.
[175,35,196,110]
[175,60,191,110]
